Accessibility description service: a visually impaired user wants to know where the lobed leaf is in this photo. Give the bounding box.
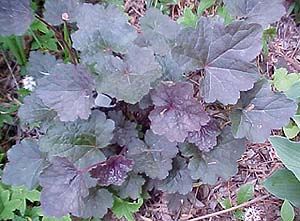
[36,64,95,122]
[44,0,81,25]
[0,0,34,36]
[223,0,286,28]
[39,110,113,175]
[27,51,62,80]
[231,80,297,143]
[172,17,262,105]
[187,120,221,152]
[108,111,139,146]
[139,8,181,55]
[126,130,178,179]
[39,157,89,217]
[113,173,145,200]
[180,127,245,184]
[18,92,56,126]
[90,155,134,186]
[149,82,209,142]
[156,157,193,195]
[112,197,143,221]
[95,45,161,104]
[79,188,113,218]
[2,139,48,190]
[72,4,136,66]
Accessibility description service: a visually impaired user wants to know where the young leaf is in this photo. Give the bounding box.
[281,200,295,221]
[217,5,234,25]
[36,64,96,122]
[44,0,80,25]
[39,110,113,165]
[2,139,48,190]
[18,93,57,126]
[126,130,178,179]
[231,80,297,143]
[269,136,300,181]
[172,18,262,105]
[263,169,300,208]
[140,8,181,55]
[39,157,89,218]
[187,120,221,152]
[27,51,62,80]
[112,197,143,221]
[180,127,246,184]
[113,173,145,200]
[0,0,34,36]
[237,183,254,205]
[156,157,193,195]
[149,82,209,142]
[223,0,286,28]
[108,111,139,146]
[90,155,134,186]
[95,45,162,104]
[79,188,113,218]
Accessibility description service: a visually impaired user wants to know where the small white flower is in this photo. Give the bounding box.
[22,76,36,91]
[244,207,262,221]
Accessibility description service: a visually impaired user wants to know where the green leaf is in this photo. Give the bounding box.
[218,198,231,209]
[271,68,300,92]
[269,136,300,181]
[10,186,40,215]
[197,0,216,16]
[177,6,198,28]
[286,81,300,102]
[112,197,143,221]
[42,215,72,221]
[281,200,295,221]
[217,5,234,25]
[263,169,300,208]
[283,121,300,139]
[293,115,300,128]
[237,183,254,205]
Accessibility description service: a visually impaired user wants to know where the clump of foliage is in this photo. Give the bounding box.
[0,0,296,220]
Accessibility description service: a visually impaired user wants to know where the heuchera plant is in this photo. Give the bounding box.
[0,0,297,219]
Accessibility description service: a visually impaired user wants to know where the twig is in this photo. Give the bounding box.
[34,14,77,64]
[1,52,19,90]
[186,195,268,221]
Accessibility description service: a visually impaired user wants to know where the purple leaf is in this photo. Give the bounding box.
[2,139,48,190]
[149,82,210,142]
[108,111,139,146]
[0,0,34,36]
[36,64,95,122]
[187,120,221,152]
[39,157,89,218]
[126,130,178,179]
[90,155,134,186]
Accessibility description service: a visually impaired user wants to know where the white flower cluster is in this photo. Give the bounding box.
[244,207,262,221]
[22,76,36,91]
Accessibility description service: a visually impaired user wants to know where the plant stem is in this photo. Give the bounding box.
[186,195,268,221]
[34,14,77,64]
